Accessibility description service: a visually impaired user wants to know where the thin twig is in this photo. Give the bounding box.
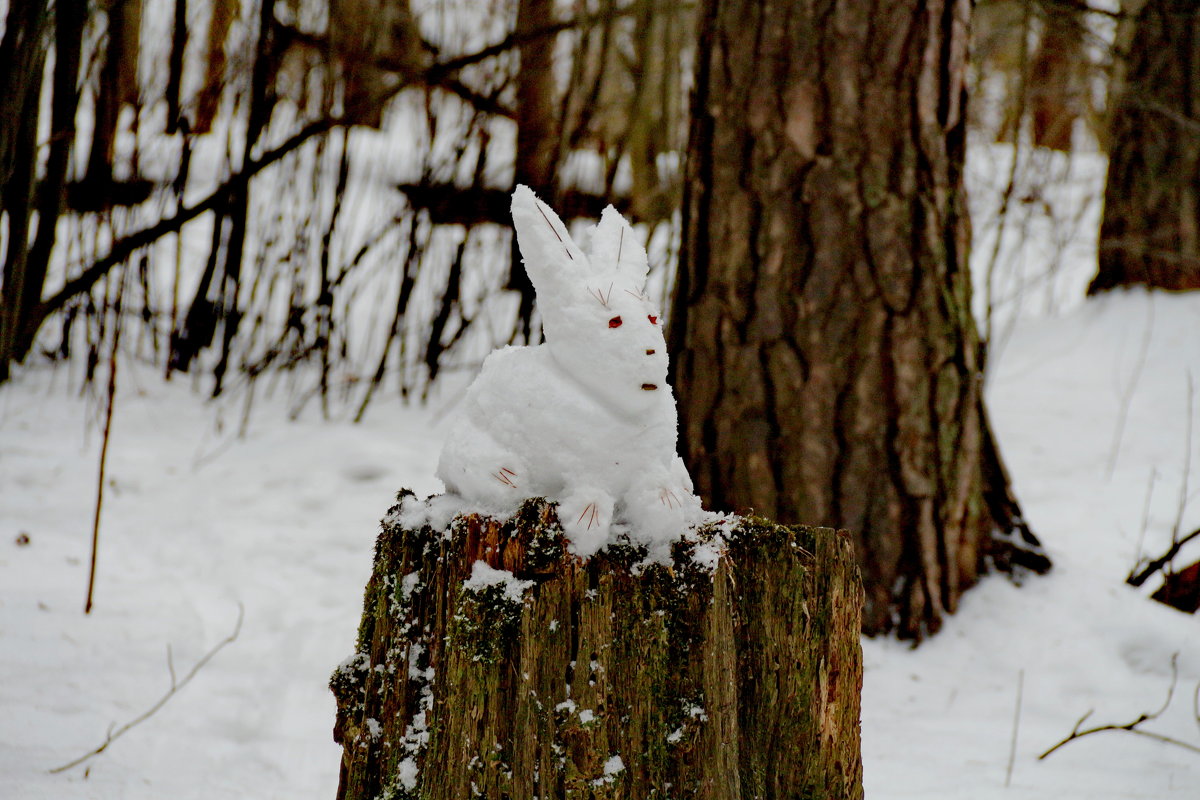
[1170,373,1195,544]
[1127,379,1199,587]
[85,267,127,615]
[1005,669,1024,787]
[1193,681,1199,738]
[1039,654,1200,759]
[1106,300,1155,480]
[1039,721,1200,760]
[1131,467,1158,577]
[49,604,245,774]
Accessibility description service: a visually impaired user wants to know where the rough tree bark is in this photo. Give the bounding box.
[1089,0,1200,294]
[669,0,1050,640]
[331,495,864,800]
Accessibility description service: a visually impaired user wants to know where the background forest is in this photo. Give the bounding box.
[2,0,1200,797]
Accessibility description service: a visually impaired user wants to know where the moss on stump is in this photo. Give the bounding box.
[331,494,864,800]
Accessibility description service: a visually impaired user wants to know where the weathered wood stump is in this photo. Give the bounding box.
[331,493,864,799]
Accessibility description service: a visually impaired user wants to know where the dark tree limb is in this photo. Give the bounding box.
[0,0,52,382]
[394,183,631,227]
[1127,527,1200,588]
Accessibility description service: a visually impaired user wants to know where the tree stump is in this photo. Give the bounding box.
[331,493,864,800]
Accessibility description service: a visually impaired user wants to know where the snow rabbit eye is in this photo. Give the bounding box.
[648,315,658,324]
[609,316,623,328]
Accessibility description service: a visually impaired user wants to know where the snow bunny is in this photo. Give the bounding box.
[436,185,703,558]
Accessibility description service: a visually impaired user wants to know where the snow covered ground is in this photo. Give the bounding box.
[4,161,1200,797]
[862,288,1200,799]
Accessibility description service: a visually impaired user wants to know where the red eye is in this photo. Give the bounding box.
[648,315,658,324]
[608,316,623,328]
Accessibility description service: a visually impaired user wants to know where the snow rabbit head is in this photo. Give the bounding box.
[511,185,669,417]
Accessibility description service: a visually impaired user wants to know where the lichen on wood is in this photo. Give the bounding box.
[331,492,864,800]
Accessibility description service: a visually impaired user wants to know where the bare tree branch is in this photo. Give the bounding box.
[25,6,642,344]
[1005,669,1024,787]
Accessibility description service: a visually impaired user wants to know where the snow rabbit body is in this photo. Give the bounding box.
[436,185,702,557]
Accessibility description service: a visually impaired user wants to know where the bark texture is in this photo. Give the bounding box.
[1089,0,1200,294]
[670,0,1048,640]
[331,494,864,800]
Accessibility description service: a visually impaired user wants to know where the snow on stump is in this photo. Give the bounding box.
[330,494,864,800]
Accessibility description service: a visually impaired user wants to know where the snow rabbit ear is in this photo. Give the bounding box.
[511,185,588,297]
[588,205,649,289]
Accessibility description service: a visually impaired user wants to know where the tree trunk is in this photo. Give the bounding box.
[331,495,864,800]
[1028,3,1087,152]
[1089,0,1200,294]
[669,0,1049,640]
[508,0,562,342]
[20,0,86,360]
[0,0,51,382]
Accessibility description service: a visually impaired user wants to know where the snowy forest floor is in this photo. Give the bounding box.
[4,155,1200,797]
[3,288,1199,799]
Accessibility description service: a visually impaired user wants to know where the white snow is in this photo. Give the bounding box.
[396,757,419,792]
[2,147,1200,798]
[435,186,706,559]
[591,754,625,786]
[400,571,420,601]
[463,561,533,604]
[859,288,1200,800]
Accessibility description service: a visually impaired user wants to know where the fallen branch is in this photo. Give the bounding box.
[49,604,245,774]
[1038,654,1200,760]
[1127,527,1200,589]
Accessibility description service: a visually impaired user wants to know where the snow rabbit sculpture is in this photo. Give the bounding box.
[436,185,703,557]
